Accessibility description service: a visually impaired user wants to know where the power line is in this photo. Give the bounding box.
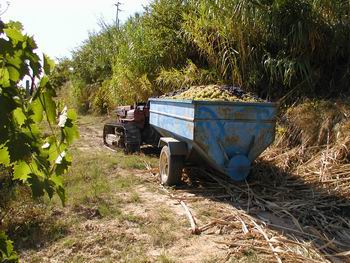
[0,1,10,16]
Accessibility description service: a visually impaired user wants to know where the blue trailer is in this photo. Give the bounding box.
[149,98,277,185]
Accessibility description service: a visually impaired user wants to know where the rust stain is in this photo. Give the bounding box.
[217,107,232,118]
[234,112,254,120]
[224,135,240,145]
[233,107,258,120]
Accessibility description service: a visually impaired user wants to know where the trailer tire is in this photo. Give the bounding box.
[159,145,183,186]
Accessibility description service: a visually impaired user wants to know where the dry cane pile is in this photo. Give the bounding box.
[157,99,350,262]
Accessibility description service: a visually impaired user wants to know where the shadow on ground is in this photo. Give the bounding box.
[177,160,350,262]
[141,145,161,156]
[5,204,69,251]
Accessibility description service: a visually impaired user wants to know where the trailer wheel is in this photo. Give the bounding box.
[159,145,183,186]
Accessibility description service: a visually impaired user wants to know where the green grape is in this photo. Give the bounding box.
[167,85,261,102]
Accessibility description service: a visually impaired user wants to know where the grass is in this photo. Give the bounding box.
[157,252,176,263]
[2,114,160,256]
[127,191,142,203]
[62,238,75,248]
[192,202,222,223]
[119,212,145,224]
[142,206,181,248]
[57,145,154,204]
[97,201,121,218]
[4,114,256,262]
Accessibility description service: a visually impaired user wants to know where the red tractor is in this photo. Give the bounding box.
[103,103,159,153]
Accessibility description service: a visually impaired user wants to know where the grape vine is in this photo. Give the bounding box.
[0,20,78,261]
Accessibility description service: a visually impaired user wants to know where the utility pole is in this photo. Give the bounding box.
[115,1,122,29]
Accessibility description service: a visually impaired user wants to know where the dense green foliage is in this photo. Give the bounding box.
[183,0,350,99]
[68,0,198,113]
[61,0,349,112]
[0,20,78,261]
[49,58,72,90]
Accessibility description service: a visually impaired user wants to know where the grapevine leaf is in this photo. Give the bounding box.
[43,54,55,75]
[28,98,43,123]
[50,175,63,188]
[55,157,71,176]
[7,51,23,68]
[26,36,38,50]
[12,108,26,126]
[25,123,41,139]
[48,143,67,167]
[0,20,76,237]
[67,109,77,121]
[7,134,32,162]
[25,52,41,76]
[6,21,23,31]
[63,120,79,144]
[0,231,18,261]
[13,161,31,181]
[47,143,60,164]
[0,39,12,55]
[0,146,10,166]
[7,66,20,82]
[27,174,45,198]
[0,124,11,146]
[39,75,49,88]
[4,28,25,45]
[65,152,72,163]
[41,91,56,123]
[0,68,10,87]
[0,92,17,116]
[56,186,66,206]
[61,109,79,143]
[44,179,54,199]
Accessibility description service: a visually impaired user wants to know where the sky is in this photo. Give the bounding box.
[1,0,151,60]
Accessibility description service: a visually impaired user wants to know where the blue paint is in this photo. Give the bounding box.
[149,98,277,181]
[227,155,251,181]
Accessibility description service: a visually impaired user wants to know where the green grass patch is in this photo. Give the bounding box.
[109,151,158,170]
[57,148,148,207]
[120,212,145,224]
[97,201,122,218]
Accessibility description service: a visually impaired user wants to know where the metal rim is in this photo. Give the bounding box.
[159,150,169,183]
[105,134,117,146]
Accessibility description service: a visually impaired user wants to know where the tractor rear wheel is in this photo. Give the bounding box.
[159,145,183,186]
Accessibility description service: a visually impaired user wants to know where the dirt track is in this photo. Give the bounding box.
[20,116,233,262]
[20,116,350,263]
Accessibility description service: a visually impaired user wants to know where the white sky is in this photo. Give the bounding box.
[1,0,151,59]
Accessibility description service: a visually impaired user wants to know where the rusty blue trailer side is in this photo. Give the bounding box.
[149,98,277,181]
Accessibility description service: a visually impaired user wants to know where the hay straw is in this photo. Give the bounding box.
[171,147,350,262]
